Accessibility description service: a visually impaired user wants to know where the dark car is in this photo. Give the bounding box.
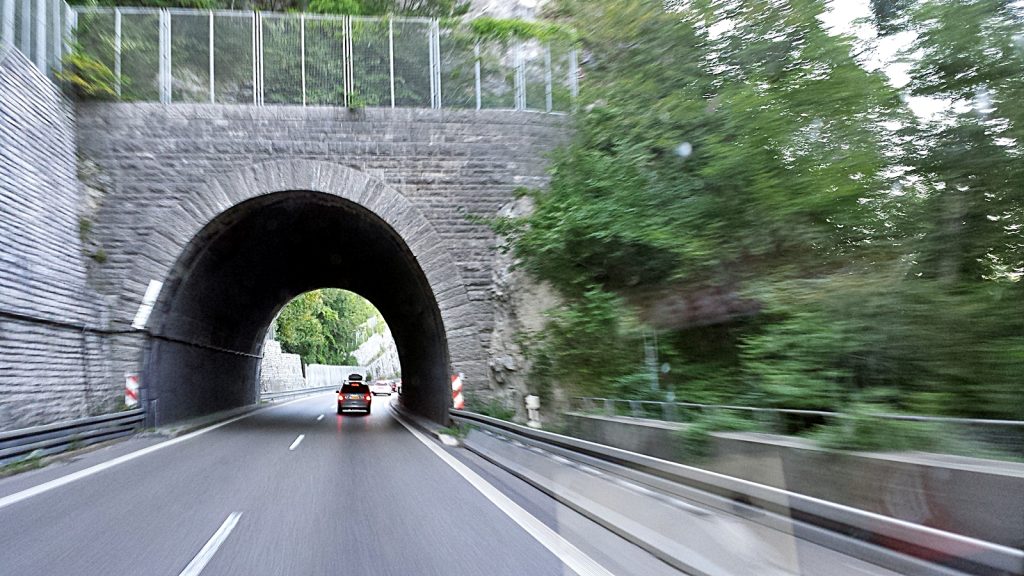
[337,382,371,414]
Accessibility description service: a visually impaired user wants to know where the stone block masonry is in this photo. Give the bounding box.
[0,48,114,430]
[75,103,570,407]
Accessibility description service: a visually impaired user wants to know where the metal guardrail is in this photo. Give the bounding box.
[572,396,1024,428]
[0,385,339,466]
[451,408,1024,576]
[0,409,145,465]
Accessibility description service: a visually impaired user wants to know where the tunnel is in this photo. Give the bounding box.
[141,190,452,426]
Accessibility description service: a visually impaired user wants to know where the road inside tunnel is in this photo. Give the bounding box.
[142,190,452,426]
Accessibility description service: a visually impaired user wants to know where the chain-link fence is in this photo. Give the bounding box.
[1,0,69,76]
[66,6,577,112]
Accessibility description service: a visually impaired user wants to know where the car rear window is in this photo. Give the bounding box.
[341,384,368,393]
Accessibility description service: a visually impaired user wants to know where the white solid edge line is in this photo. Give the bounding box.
[178,512,243,576]
[288,434,305,451]
[0,394,328,511]
[392,413,615,576]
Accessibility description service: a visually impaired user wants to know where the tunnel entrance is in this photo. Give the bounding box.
[142,190,452,426]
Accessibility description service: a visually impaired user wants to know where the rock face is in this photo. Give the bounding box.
[258,339,306,393]
[486,196,561,418]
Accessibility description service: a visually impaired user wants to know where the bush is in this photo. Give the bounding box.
[676,410,759,461]
[57,45,120,99]
[809,405,940,452]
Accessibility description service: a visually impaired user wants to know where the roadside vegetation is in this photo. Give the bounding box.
[274,289,380,366]
[497,0,1023,445]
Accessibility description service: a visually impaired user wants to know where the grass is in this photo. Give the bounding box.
[0,453,45,478]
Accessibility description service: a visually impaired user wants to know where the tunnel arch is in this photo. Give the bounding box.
[137,160,482,426]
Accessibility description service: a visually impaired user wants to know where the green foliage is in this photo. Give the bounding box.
[275,289,379,366]
[809,406,940,452]
[676,411,760,461]
[527,287,643,399]
[466,17,575,43]
[57,45,120,99]
[464,397,515,420]
[501,0,1024,429]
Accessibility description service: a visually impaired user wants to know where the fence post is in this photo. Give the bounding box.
[473,42,480,110]
[300,13,306,106]
[62,3,73,57]
[159,9,171,104]
[33,0,44,70]
[114,8,121,99]
[428,18,440,109]
[544,43,552,113]
[49,0,60,72]
[343,15,351,107]
[250,11,256,105]
[604,398,614,416]
[208,10,214,103]
[513,41,525,111]
[257,12,263,105]
[568,45,578,104]
[387,17,394,108]
[18,0,29,55]
[1,0,13,48]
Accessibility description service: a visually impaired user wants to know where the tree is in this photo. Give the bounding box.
[275,289,380,366]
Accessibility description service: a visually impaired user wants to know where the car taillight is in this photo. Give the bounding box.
[364,394,371,401]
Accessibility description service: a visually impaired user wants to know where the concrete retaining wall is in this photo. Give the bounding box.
[565,412,1024,548]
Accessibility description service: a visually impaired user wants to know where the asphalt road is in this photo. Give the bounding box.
[0,393,685,576]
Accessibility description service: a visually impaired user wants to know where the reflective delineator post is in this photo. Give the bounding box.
[451,373,465,410]
[525,394,541,429]
[125,374,140,408]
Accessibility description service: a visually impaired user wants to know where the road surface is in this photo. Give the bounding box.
[0,393,685,576]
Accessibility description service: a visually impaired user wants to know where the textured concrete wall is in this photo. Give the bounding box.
[258,340,305,393]
[565,412,1024,548]
[73,103,569,421]
[0,48,112,430]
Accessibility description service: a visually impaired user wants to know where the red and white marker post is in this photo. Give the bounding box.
[451,373,465,410]
[125,373,140,408]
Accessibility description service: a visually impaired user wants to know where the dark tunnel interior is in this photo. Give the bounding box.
[142,190,452,426]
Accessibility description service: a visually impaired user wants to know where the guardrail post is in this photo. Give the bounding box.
[629,400,642,418]
[603,398,614,416]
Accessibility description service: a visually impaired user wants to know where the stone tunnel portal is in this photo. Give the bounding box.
[143,190,452,426]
